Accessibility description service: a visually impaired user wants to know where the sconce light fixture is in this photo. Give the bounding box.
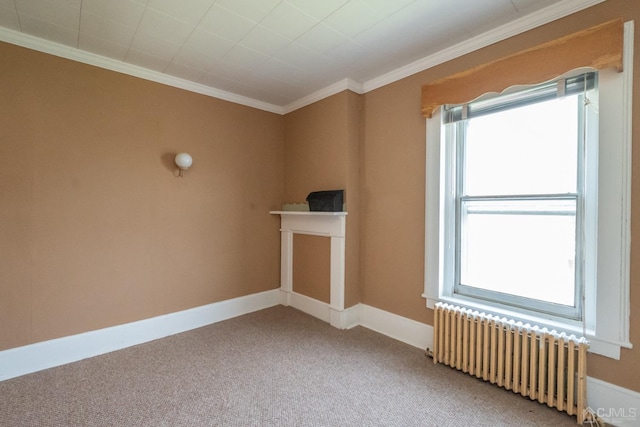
[174,152,193,177]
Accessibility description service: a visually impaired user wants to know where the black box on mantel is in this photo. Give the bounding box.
[306,190,344,212]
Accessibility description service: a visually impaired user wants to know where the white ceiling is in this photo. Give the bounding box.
[0,0,601,112]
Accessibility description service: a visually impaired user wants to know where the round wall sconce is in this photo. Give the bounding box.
[174,153,193,177]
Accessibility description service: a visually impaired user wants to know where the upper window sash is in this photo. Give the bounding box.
[421,19,623,118]
[443,72,596,124]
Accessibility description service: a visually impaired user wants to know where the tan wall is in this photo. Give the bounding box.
[0,42,284,350]
[361,0,640,391]
[284,91,362,307]
[1,0,637,395]
[292,234,330,303]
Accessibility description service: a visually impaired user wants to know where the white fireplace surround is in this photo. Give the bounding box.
[270,211,353,329]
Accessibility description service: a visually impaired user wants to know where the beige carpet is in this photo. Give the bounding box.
[0,306,578,426]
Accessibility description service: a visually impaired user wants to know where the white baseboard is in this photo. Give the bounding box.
[286,291,331,323]
[338,303,360,329]
[358,304,433,351]
[2,289,638,425]
[0,289,280,381]
[283,290,360,329]
[355,305,639,426]
[586,377,640,426]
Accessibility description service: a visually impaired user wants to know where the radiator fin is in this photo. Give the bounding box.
[432,303,589,425]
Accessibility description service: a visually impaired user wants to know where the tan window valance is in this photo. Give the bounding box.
[421,19,624,118]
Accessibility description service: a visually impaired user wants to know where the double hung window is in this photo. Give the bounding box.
[442,73,597,320]
[424,20,632,359]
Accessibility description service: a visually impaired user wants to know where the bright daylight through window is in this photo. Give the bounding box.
[425,21,632,359]
[444,73,596,320]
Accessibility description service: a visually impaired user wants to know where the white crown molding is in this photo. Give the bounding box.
[0,0,606,114]
[282,78,363,114]
[361,0,607,94]
[0,26,284,115]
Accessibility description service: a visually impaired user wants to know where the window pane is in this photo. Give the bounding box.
[460,208,576,306]
[464,96,579,196]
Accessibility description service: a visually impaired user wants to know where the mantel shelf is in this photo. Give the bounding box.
[270,211,347,216]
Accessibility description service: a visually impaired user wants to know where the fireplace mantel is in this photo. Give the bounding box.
[270,211,349,328]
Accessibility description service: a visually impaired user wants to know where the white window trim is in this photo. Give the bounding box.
[423,21,634,359]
